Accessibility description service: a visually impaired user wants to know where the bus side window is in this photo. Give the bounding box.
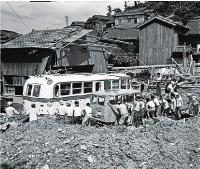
[95,82,100,91]
[55,85,60,97]
[104,81,111,90]
[73,83,82,94]
[26,85,32,96]
[112,80,119,89]
[60,83,71,95]
[121,80,126,89]
[84,82,92,93]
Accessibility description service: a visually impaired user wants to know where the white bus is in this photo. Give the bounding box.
[23,73,131,111]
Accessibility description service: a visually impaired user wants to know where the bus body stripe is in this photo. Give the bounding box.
[23,94,92,103]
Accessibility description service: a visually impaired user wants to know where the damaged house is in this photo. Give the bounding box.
[0,26,113,102]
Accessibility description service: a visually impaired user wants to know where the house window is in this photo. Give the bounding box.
[5,86,15,95]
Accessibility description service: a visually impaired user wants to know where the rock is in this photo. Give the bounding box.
[57,128,63,132]
[87,155,95,163]
[80,145,87,151]
[63,139,71,144]
[41,164,49,169]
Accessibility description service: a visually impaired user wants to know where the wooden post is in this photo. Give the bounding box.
[183,42,186,73]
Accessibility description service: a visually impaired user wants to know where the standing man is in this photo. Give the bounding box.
[73,101,83,124]
[5,101,20,122]
[156,73,162,97]
[145,97,156,118]
[175,93,183,119]
[82,103,93,126]
[56,100,67,123]
[47,102,55,117]
[170,93,177,119]
[160,96,170,117]
[65,102,74,124]
[151,95,161,117]
[26,103,39,122]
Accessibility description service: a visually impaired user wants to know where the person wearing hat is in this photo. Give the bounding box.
[65,101,74,124]
[5,101,20,122]
[73,101,83,124]
[47,102,55,117]
[56,100,67,123]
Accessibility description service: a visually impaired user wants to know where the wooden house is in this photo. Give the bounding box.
[185,17,200,62]
[137,16,190,66]
[0,26,112,101]
[113,7,154,28]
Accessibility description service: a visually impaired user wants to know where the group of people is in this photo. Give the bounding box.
[3,100,93,126]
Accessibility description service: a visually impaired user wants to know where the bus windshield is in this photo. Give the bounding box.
[33,85,41,97]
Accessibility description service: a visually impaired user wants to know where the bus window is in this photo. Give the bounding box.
[112,80,119,89]
[84,82,92,93]
[60,83,71,95]
[98,96,105,106]
[91,95,97,104]
[121,80,127,89]
[104,81,111,90]
[73,83,82,94]
[109,96,116,105]
[127,79,130,89]
[55,85,60,97]
[33,85,41,97]
[95,82,101,91]
[26,85,32,96]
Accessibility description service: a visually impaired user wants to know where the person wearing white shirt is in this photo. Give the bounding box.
[175,93,183,119]
[82,103,93,125]
[26,104,39,122]
[56,100,67,123]
[65,102,74,124]
[73,101,83,124]
[5,101,20,122]
[146,98,156,118]
[47,102,55,117]
[160,96,169,117]
[170,93,177,119]
[151,95,161,117]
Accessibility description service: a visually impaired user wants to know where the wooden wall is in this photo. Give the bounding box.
[139,21,179,65]
[56,45,108,73]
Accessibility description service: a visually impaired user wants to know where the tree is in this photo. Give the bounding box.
[107,5,112,16]
[113,8,122,14]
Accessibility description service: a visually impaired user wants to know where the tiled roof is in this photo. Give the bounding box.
[137,15,190,30]
[104,28,139,40]
[186,18,200,35]
[1,30,20,44]
[71,21,86,26]
[86,15,114,23]
[1,26,92,49]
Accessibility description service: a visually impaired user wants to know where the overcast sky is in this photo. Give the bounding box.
[0,1,136,35]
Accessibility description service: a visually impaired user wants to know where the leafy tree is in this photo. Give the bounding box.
[107,5,112,16]
[113,8,122,14]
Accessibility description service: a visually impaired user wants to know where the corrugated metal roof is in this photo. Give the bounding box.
[0,26,92,49]
[137,15,190,30]
[103,28,139,40]
[186,18,200,35]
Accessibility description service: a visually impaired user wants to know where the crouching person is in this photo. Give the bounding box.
[82,103,93,126]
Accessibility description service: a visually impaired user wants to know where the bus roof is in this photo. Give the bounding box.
[26,73,130,85]
[92,89,140,97]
